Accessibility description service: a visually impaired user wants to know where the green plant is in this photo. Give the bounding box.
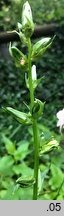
[0,126,64,200]
[3,1,59,200]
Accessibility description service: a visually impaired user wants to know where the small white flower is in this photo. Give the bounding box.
[56,108,64,132]
[22,1,33,26]
[32,65,37,80]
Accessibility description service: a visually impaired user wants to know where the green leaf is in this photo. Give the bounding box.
[57,194,64,200]
[13,162,33,176]
[16,176,35,188]
[14,140,29,161]
[49,164,64,190]
[2,134,16,155]
[0,156,14,175]
[3,107,32,125]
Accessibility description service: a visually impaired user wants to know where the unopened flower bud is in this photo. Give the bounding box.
[32,99,44,119]
[32,65,37,80]
[22,1,34,37]
[32,37,52,60]
[9,43,28,71]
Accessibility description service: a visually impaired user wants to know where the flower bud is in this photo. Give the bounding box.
[32,37,52,60]
[32,99,45,119]
[9,43,28,71]
[16,176,35,187]
[32,65,37,80]
[22,1,34,37]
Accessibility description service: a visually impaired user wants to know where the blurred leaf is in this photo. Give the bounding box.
[14,140,29,161]
[13,162,33,176]
[49,164,64,190]
[0,155,14,175]
[0,190,6,199]
[2,134,16,155]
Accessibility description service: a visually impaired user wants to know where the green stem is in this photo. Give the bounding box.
[28,38,34,110]
[33,119,39,200]
[28,38,39,200]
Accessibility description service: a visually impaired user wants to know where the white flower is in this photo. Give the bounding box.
[22,1,32,25]
[56,108,64,132]
[22,1,34,37]
[32,65,37,80]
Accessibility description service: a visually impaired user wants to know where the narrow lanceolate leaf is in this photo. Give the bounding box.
[16,176,35,188]
[32,37,55,61]
[3,107,32,125]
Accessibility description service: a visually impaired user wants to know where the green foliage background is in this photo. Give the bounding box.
[0,0,64,200]
[0,0,64,130]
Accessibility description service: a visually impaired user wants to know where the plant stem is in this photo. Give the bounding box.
[32,119,39,200]
[28,38,39,200]
[28,38,34,110]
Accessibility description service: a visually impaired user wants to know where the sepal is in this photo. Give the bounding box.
[25,73,44,90]
[32,99,45,119]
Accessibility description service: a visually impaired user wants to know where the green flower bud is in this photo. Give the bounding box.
[22,1,34,37]
[32,99,45,119]
[9,43,28,71]
[16,176,35,188]
[32,37,52,60]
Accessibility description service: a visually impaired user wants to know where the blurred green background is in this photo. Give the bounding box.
[0,0,64,200]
